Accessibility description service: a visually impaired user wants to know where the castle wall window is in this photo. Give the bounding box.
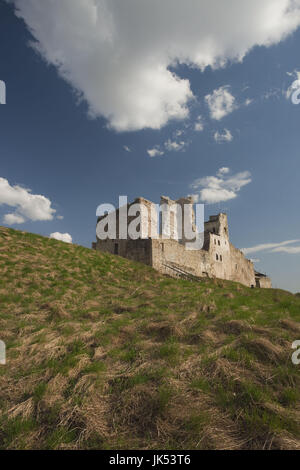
[214,239,216,245]
[216,254,219,260]
[114,243,119,255]
[218,240,220,246]
[220,255,222,261]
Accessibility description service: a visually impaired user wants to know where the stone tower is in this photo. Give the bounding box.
[204,213,229,240]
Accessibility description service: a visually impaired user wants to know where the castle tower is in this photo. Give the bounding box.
[93,198,270,289]
[175,196,197,245]
[160,196,178,240]
[204,213,229,240]
[131,197,158,239]
[159,196,197,243]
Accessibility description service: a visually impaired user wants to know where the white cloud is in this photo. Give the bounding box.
[13,0,300,131]
[244,98,253,106]
[205,86,236,120]
[57,215,64,220]
[123,145,131,152]
[174,129,184,137]
[147,147,164,157]
[191,168,251,204]
[50,232,73,244]
[194,116,204,132]
[272,245,300,253]
[217,167,230,176]
[195,123,204,132]
[164,139,187,152]
[148,135,188,156]
[0,177,56,225]
[214,128,233,143]
[242,239,300,255]
[3,213,25,225]
[250,258,260,263]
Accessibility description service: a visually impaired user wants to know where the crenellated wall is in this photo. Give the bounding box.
[94,197,270,288]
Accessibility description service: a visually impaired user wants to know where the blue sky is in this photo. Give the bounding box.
[1,0,300,292]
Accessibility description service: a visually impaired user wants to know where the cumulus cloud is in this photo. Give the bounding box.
[194,116,204,132]
[244,98,253,106]
[214,128,233,143]
[147,134,188,157]
[50,232,73,243]
[190,168,251,204]
[123,145,131,152]
[242,240,300,255]
[205,86,236,120]
[0,177,56,225]
[3,213,25,225]
[147,147,164,157]
[164,139,187,152]
[12,0,300,131]
[217,167,230,176]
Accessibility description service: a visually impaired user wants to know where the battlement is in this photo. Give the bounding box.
[94,196,271,289]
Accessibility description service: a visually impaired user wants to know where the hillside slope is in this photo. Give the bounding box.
[0,226,299,450]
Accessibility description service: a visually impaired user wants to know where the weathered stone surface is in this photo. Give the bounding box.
[93,196,271,289]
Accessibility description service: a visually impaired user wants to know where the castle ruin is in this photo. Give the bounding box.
[93,196,272,289]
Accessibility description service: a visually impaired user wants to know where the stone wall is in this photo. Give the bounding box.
[255,274,272,289]
[258,277,272,288]
[149,233,256,288]
[94,197,270,289]
[96,238,152,266]
[151,238,210,278]
[206,231,231,281]
[229,243,256,287]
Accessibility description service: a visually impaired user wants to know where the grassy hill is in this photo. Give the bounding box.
[0,226,299,450]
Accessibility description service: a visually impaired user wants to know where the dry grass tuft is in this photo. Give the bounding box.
[145,321,184,341]
[7,398,35,421]
[279,318,300,333]
[0,226,299,450]
[242,337,284,363]
[221,319,252,335]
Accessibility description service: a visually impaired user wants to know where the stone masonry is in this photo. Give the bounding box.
[93,196,272,289]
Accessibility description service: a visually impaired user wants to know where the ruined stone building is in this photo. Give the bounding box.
[93,196,272,289]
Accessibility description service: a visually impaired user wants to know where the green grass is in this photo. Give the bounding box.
[0,417,37,449]
[0,226,299,450]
